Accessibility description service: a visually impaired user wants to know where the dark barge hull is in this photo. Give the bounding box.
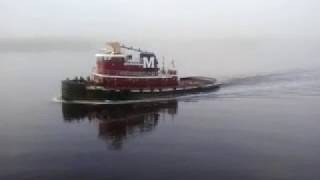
[61,77,220,101]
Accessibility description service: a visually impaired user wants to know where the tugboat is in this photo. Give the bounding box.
[61,42,219,101]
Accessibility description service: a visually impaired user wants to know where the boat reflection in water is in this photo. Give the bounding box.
[62,100,178,149]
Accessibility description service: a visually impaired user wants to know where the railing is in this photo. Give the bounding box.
[97,70,159,77]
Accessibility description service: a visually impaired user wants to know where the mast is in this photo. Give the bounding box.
[107,42,122,54]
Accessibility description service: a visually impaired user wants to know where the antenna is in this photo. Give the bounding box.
[171,59,175,69]
[161,56,166,74]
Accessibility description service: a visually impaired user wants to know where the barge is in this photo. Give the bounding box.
[61,42,219,101]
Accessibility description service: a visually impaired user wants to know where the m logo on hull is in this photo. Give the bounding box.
[143,57,155,69]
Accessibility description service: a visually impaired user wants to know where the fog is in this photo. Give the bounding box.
[2,0,320,39]
[1,0,320,76]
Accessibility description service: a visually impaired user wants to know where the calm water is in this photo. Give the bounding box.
[1,42,320,180]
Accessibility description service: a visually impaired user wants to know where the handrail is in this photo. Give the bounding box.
[96,70,159,77]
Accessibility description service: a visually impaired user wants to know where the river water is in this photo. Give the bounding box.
[0,40,320,180]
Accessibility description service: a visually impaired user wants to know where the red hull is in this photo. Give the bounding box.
[93,74,178,90]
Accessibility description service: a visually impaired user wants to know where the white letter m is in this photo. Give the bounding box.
[143,57,155,68]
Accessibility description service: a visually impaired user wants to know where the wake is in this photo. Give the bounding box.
[211,68,320,98]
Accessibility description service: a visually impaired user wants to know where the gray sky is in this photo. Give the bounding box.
[1,0,320,40]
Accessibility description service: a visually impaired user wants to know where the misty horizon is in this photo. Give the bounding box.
[1,0,320,40]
